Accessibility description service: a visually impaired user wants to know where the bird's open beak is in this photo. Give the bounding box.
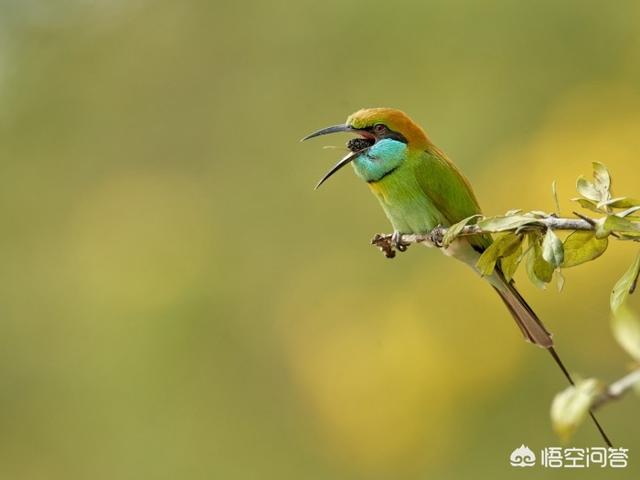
[314,150,361,189]
[300,123,353,141]
[302,123,372,189]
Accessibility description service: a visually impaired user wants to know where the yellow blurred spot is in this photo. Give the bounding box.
[282,297,454,472]
[278,260,524,474]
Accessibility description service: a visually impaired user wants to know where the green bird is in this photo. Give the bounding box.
[303,107,611,445]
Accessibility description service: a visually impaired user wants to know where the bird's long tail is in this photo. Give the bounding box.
[492,273,613,447]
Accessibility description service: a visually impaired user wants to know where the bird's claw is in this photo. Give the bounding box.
[370,232,410,258]
[391,231,409,252]
[429,226,445,247]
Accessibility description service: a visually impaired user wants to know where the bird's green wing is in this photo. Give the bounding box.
[413,146,492,251]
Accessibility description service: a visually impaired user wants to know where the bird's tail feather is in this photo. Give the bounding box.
[491,272,613,447]
[492,276,553,348]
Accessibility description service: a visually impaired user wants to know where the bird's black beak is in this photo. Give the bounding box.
[300,123,353,141]
[302,123,373,189]
[314,150,361,189]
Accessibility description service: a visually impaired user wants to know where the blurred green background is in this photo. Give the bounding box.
[1,1,639,478]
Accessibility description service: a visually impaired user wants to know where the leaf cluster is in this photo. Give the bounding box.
[445,164,640,441]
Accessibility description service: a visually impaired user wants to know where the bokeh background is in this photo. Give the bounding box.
[1,1,639,478]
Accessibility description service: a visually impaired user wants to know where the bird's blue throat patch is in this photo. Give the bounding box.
[351,139,407,183]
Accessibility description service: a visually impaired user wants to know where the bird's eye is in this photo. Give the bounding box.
[373,124,386,134]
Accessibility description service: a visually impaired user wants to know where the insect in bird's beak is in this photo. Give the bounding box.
[302,124,375,188]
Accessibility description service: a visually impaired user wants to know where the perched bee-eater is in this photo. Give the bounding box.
[303,107,611,445]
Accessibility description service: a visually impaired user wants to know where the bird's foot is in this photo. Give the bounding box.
[391,231,409,252]
[370,232,410,258]
[429,225,445,248]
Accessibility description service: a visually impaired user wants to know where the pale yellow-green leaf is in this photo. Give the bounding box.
[593,215,639,239]
[542,229,564,268]
[561,231,608,268]
[592,162,611,199]
[442,214,480,248]
[604,216,640,234]
[608,198,640,209]
[504,209,523,216]
[611,304,640,361]
[598,197,629,209]
[618,206,640,218]
[572,198,603,214]
[526,235,553,288]
[527,210,549,218]
[475,233,522,276]
[556,268,565,292]
[551,378,601,442]
[501,243,524,282]
[618,232,640,242]
[610,252,640,313]
[576,176,602,202]
[477,215,539,232]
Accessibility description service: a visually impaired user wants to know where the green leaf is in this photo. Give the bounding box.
[573,198,603,214]
[501,243,525,282]
[608,216,640,232]
[442,214,481,248]
[542,229,564,268]
[598,197,635,209]
[607,198,640,209]
[551,378,601,442]
[476,233,523,276]
[611,304,640,361]
[618,232,640,242]
[576,176,602,202]
[477,215,540,232]
[610,252,640,313]
[593,215,640,239]
[561,231,608,268]
[526,234,553,288]
[602,216,640,237]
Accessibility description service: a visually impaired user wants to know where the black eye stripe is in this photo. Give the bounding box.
[360,125,407,144]
[387,131,408,143]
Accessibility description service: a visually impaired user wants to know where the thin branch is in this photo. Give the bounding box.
[371,215,597,258]
[371,212,640,258]
[592,368,640,410]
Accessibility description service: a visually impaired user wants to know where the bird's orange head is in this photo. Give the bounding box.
[301,108,431,188]
[345,108,431,150]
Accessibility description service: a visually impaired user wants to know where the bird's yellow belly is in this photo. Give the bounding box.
[367,177,445,234]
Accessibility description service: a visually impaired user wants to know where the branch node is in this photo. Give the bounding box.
[572,211,596,226]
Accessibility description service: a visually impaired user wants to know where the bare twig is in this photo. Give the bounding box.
[592,368,640,410]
